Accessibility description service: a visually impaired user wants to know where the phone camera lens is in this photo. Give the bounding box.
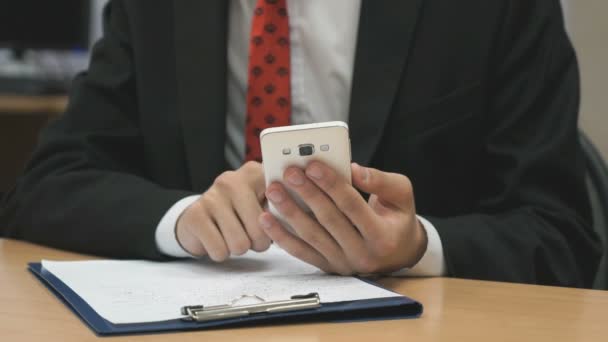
[298,144,314,156]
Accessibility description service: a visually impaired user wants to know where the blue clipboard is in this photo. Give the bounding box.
[28,262,423,336]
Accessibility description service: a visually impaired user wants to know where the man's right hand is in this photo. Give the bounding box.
[175,161,271,261]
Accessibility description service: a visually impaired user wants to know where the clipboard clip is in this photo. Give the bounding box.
[180,292,321,322]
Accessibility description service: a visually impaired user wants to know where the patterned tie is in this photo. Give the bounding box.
[244,0,291,162]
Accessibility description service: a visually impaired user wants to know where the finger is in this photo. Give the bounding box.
[241,161,267,200]
[212,206,252,256]
[258,212,335,274]
[231,190,272,252]
[283,167,366,255]
[304,161,380,238]
[191,202,230,262]
[367,194,391,215]
[265,182,351,274]
[233,161,272,252]
[174,200,210,256]
[351,163,413,211]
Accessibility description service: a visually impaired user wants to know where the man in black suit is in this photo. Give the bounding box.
[0,0,601,287]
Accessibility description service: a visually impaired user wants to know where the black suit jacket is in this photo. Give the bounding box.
[1,0,601,287]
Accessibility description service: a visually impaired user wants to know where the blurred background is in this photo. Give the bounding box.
[0,0,104,194]
[567,1,608,160]
[0,0,606,194]
[0,0,104,91]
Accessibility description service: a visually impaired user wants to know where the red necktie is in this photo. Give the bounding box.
[245,0,291,162]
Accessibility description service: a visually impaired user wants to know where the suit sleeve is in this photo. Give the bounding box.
[0,0,194,259]
[428,0,602,287]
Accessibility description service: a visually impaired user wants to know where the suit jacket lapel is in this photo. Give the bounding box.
[174,1,228,192]
[349,0,423,165]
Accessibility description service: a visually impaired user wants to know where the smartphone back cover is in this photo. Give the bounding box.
[260,123,351,224]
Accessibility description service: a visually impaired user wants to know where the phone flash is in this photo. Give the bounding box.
[282,148,291,155]
[320,144,330,151]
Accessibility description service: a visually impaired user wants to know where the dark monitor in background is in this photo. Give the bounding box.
[0,0,90,55]
[0,0,91,95]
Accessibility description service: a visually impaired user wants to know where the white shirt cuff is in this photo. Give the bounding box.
[155,195,201,258]
[391,215,446,277]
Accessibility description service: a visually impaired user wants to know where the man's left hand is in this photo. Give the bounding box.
[259,161,428,275]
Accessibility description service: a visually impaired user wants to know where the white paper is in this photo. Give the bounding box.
[41,245,399,324]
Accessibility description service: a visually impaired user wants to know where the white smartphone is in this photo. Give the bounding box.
[260,121,352,225]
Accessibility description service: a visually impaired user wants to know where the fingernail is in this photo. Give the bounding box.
[306,164,323,180]
[286,169,305,186]
[258,215,273,230]
[267,189,284,203]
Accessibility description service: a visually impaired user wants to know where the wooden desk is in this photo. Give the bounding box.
[1,238,606,342]
[0,95,68,114]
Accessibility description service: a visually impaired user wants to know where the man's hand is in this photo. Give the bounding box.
[259,161,427,275]
[176,161,271,261]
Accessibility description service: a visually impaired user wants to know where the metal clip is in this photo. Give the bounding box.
[180,293,321,322]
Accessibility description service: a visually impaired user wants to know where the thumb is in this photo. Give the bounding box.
[351,163,413,211]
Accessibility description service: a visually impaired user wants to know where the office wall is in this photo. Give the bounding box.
[565,1,608,158]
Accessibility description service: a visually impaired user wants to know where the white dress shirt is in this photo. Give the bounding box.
[155,0,446,276]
